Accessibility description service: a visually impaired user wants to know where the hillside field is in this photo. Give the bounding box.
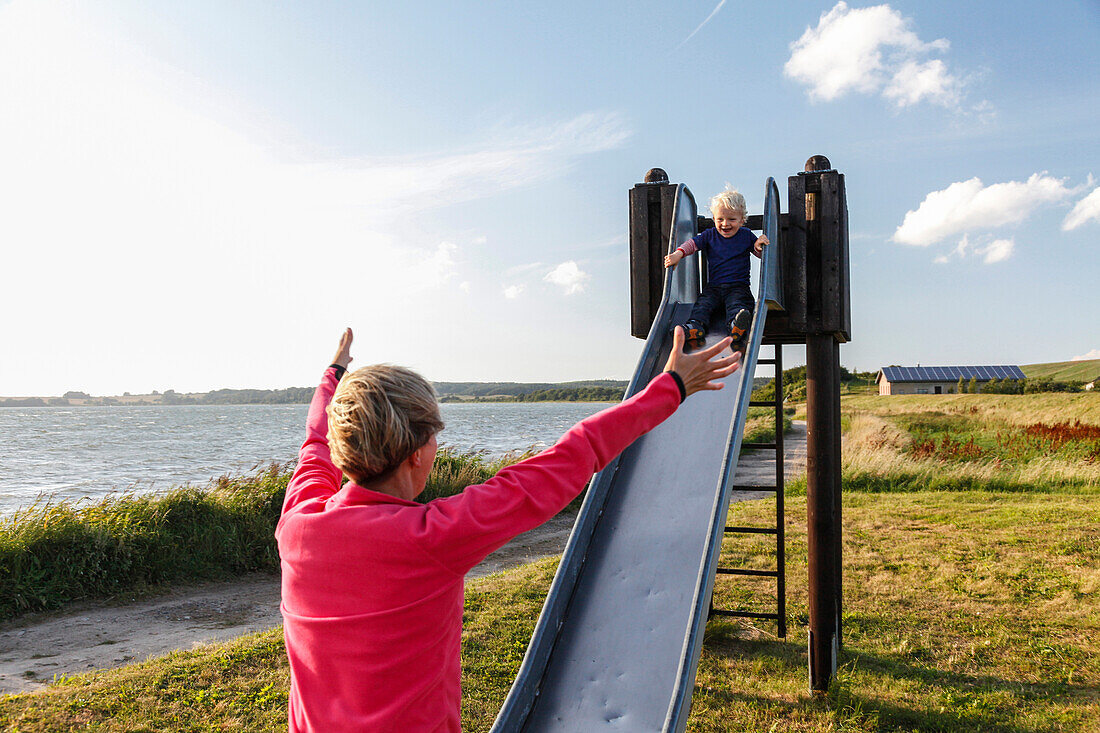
[1021,358,1100,384]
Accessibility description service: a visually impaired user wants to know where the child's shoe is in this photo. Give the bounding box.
[682,321,707,351]
[728,309,752,350]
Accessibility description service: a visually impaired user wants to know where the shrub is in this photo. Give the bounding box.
[0,465,290,620]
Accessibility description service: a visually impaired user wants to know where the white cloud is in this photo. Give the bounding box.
[543,261,590,295]
[502,285,524,299]
[405,242,458,291]
[977,238,1013,264]
[1072,349,1100,361]
[1063,186,1100,230]
[0,0,632,394]
[893,174,1075,247]
[884,59,960,108]
[785,2,964,109]
[931,233,1012,265]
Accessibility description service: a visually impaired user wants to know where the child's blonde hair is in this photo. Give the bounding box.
[327,365,444,484]
[710,188,747,218]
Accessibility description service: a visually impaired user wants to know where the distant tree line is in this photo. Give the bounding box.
[433,380,627,398]
[751,365,876,403]
[956,377,1085,394]
[1,380,631,407]
[514,386,623,402]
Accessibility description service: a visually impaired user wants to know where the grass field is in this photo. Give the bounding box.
[1,393,1096,731]
[2,488,1095,732]
[836,393,1100,494]
[1022,359,1100,384]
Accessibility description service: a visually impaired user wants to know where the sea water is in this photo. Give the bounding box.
[0,402,609,516]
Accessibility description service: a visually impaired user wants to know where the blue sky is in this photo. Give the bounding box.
[1,0,1098,395]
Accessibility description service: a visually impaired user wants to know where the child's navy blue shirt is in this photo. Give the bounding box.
[691,227,755,285]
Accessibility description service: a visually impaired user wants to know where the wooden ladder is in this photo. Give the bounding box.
[710,344,787,638]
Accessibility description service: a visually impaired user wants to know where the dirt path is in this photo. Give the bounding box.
[733,419,808,487]
[0,422,808,695]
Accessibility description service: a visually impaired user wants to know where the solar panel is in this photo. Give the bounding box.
[878,365,1025,383]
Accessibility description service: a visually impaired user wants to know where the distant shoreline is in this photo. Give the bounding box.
[0,380,631,407]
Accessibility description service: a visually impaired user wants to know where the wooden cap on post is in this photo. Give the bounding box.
[644,168,669,183]
[804,155,832,172]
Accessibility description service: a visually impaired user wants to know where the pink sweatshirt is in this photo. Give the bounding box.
[276,367,681,732]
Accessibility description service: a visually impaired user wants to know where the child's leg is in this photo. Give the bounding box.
[686,285,722,333]
[678,285,722,349]
[723,285,755,347]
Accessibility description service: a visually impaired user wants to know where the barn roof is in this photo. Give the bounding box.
[878,365,1026,383]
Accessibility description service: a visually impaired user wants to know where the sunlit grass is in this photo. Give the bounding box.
[697,491,1100,731]
[0,465,289,621]
[836,394,1100,493]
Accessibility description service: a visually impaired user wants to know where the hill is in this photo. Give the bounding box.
[0,381,632,407]
[1021,358,1100,384]
[432,380,626,399]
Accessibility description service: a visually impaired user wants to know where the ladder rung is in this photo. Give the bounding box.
[756,358,776,365]
[729,485,779,492]
[716,568,779,577]
[725,525,778,534]
[742,442,777,450]
[748,400,776,407]
[710,610,780,621]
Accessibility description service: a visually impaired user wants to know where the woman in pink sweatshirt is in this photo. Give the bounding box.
[276,327,739,732]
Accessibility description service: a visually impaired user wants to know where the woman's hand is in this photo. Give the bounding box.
[663,326,741,396]
[331,328,354,369]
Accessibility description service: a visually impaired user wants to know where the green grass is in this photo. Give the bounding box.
[836,393,1100,495]
[0,466,290,621]
[0,450,526,622]
[417,447,534,503]
[742,406,795,447]
[695,490,1099,732]
[1022,359,1100,384]
[2,488,1095,731]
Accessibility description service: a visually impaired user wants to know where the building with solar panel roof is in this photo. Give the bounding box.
[876,365,1026,395]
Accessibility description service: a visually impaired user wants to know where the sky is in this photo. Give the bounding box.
[1,0,1098,396]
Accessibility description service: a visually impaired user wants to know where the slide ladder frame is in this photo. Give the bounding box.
[491,177,783,732]
[710,343,787,638]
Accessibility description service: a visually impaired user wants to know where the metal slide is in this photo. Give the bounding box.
[491,179,783,733]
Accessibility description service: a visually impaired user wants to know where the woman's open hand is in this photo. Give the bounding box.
[663,326,741,396]
[332,328,354,369]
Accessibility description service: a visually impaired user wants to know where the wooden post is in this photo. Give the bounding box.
[803,154,842,693]
[628,170,676,339]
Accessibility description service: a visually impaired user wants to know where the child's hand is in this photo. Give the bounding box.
[331,327,354,369]
[664,250,683,268]
[753,234,769,255]
[663,326,741,396]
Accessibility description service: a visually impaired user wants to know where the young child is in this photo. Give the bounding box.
[664,188,769,351]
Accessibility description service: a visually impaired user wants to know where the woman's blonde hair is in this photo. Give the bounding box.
[710,188,747,218]
[326,364,443,484]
